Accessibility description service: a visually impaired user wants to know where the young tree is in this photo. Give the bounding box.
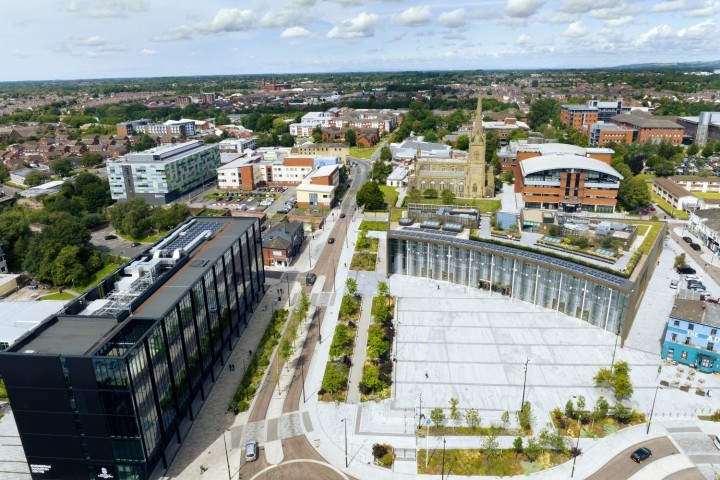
[449,397,462,430]
[440,189,455,205]
[466,408,481,431]
[612,374,634,399]
[674,253,687,270]
[501,411,510,430]
[380,146,392,161]
[518,402,533,431]
[482,431,500,459]
[524,438,542,462]
[430,407,446,429]
[513,437,524,457]
[565,400,575,420]
[377,281,389,298]
[593,396,610,421]
[280,338,293,370]
[345,278,358,296]
[423,188,438,199]
[576,395,586,413]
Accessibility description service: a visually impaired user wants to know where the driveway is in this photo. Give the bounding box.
[90,224,148,257]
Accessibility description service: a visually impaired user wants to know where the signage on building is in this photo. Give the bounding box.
[30,464,52,474]
[273,250,282,257]
[95,466,117,479]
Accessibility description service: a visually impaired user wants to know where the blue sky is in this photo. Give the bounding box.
[2,0,719,81]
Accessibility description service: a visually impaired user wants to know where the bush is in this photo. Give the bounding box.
[611,403,633,424]
[568,236,589,249]
[330,324,351,357]
[321,365,346,394]
[552,408,568,429]
[372,443,389,460]
[518,402,533,431]
[380,452,394,468]
[360,364,387,394]
[367,324,391,359]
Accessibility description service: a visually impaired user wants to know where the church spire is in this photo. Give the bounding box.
[471,95,484,145]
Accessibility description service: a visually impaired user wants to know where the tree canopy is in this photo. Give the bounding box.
[356,181,385,210]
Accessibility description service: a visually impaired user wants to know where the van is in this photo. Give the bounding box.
[305,272,317,286]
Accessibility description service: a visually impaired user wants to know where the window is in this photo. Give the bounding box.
[689,324,694,330]
[673,320,679,327]
[671,333,678,342]
[685,338,691,345]
[667,348,674,357]
[682,351,688,359]
[709,342,715,351]
[712,329,717,336]
[700,357,714,368]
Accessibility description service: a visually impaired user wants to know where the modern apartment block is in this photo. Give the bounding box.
[561,100,631,129]
[107,141,221,205]
[610,111,685,145]
[0,217,265,480]
[588,122,635,146]
[116,120,196,138]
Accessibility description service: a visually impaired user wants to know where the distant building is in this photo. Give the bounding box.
[386,166,409,187]
[107,141,220,205]
[290,143,349,164]
[610,111,684,145]
[481,117,530,141]
[295,183,336,209]
[688,208,720,252]
[262,220,304,266]
[588,122,634,146]
[662,298,720,373]
[260,75,291,92]
[561,100,631,129]
[217,157,262,191]
[200,92,216,104]
[116,119,151,137]
[218,137,257,154]
[676,112,720,146]
[651,177,701,212]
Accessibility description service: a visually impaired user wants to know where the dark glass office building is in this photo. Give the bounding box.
[0,217,264,480]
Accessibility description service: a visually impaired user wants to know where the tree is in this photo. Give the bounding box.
[280,338,293,368]
[455,134,469,151]
[687,143,699,156]
[702,144,714,158]
[576,395,586,413]
[360,364,384,393]
[612,374,634,399]
[513,437,524,457]
[24,171,51,187]
[0,163,8,182]
[340,294,358,318]
[345,278,358,296]
[131,134,156,152]
[311,125,323,143]
[377,281,389,298]
[345,129,357,147]
[430,407,446,428]
[524,438,542,462]
[449,397,462,430]
[356,181,385,210]
[423,188,438,199]
[611,403,633,424]
[380,146,392,161]
[215,112,231,126]
[565,400,575,420]
[482,431,500,459]
[593,396,610,421]
[528,98,561,129]
[151,203,190,231]
[321,366,344,394]
[108,197,152,238]
[81,151,104,167]
[501,411,510,429]
[406,189,422,204]
[518,401,533,431]
[466,408,480,431]
[593,367,612,388]
[674,253,687,270]
[371,159,392,183]
[619,175,651,211]
[440,189,455,205]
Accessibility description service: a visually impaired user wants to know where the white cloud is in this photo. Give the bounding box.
[650,0,687,12]
[327,12,379,38]
[392,6,432,26]
[258,8,305,28]
[687,0,720,17]
[677,19,716,37]
[152,26,193,42]
[506,0,546,18]
[563,21,586,37]
[558,0,621,14]
[140,49,157,56]
[515,33,533,45]
[64,0,148,18]
[195,9,255,34]
[281,26,313,38]
[635,24,673,45]
[439,8,466,28]
[605,16,633,26]
[76,36,107,46]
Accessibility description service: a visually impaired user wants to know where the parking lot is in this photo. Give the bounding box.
[89,225,148,257]
[208,188,290,214]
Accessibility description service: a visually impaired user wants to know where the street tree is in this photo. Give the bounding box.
[345,278,358,296]
[356,181,385,210]
[449,397,462,430]
[466,408,480,431]
[380,146,392,161]
[377,281,389,298]
[430,407,446,429]
[371,159,392,183]
[674,253,686,270]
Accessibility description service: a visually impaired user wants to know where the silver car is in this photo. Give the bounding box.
[245,440,259,462]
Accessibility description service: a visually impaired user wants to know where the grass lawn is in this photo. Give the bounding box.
[350,144,381,159]
[648,185,689,220]
[351,252,377,271]
[417,449,569,476]
[636,173,656,182]
[117,230,168,243]
[694,192,720,199]
[39,292,76,301]
[75,261,124,291]
[379,185,399,208]
[390,208,407,222]
[404,197,501,212]
[359,220,388,231]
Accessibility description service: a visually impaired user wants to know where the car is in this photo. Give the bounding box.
[340,213,346,218]
[691,243,702,251]
[260,225,267,232]
[131,242,141,247]
[670,279,679,289]
[685,275,700,281]
[647,205,656,211]
[277,208,288,214]
[327,237,335,244]
[245,440,259,462]
[305,272,317,285]
[683,236,693,243]
[630,447,652,463]
[677,265,697,275]
[104,235,118,240]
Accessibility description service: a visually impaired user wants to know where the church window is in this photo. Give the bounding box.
[421,181,426,191]
[472,183,478,193]
[458,183,464,194]
[440,182,445,191]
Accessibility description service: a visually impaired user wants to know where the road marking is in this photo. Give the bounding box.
[248,459,350,480]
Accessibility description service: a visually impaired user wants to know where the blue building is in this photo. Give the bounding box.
[662,298,720,373]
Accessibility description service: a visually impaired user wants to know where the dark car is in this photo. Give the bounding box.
[305,272,317,286]
[691,243,702,251]
[683,236,693,243]
[327,237,335,244]
[340,213,346,218]
[260,225,267,232]
[677,265,697,275]
[630,447,652,463]
[131,242,141,247]
[104,235,118,240]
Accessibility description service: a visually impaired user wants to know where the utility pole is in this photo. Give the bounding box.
[570,414,582,478]
[647,385,662,434]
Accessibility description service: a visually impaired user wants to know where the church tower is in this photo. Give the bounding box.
[467,96,494,197]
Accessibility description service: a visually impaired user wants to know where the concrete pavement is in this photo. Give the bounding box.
[346,296,373,404]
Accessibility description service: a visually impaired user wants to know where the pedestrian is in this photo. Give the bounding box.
[425,372,428,379]
[249,349,252,356]
[437,284,440,290]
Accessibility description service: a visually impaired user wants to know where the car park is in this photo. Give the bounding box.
[630,447,652,463]
[691,243,702,251]
[245,440,259,462]
[683,236,693,243]
[677,265,697,275]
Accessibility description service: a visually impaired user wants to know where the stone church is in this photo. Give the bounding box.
[408,97,494,198]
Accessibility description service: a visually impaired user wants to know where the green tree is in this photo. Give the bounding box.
[377,281,389,298]
[501,411,510,429]
[593,396,610,421]
[345,129,357,146]
[279,133,294,147]
[565,399,575,419]
[321,366,344,394]
[440,189,455,205]
[611,403,633,424]
[449,397,462,430]
[687,143,699,156]
[518,401,533,431]
[81,151,104,167]
[513,437,524,457]
[619,175,651,211]
[674,253,687,270]
[340,294,358,318]
[423,188,438,199]
[524,438,542,462]
[430,407,446,428]
[371,159,392,183]
[367,324,390,358]
[345,278,358,296]
[256,114,275,132]
[360,364,384,393]
[406,189,422,204]
[576,395,586,413]
[108,197,152,238]
[312,125,323,143]
[455,134,469,151]
[380,146,392,161]
[466,408,480,431]
[24,171,51,187]
[482,431,500,459]
[329,323,350,357]
[131,134,157,152]
[0,163,9,182]
[356,181,385,210]
[528,98,561,129]
[702,144,714,158]
[612,374,634,399]
[594,367,612,388]
[215,112,231,126]
[280,338,293,368]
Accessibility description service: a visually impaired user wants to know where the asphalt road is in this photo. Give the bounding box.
[586,437,680,480]
[89,224,149,257]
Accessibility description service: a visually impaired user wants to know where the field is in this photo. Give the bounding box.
[379,185,399,208]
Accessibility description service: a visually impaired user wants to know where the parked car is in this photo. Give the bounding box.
[104,235,118,240]
[277,208,289,214]
[670,279,679,289]
[131,242,141,247]
[328,237,335,244]
[647,205,656,211]
[677,265,697,275]
[340,213,346,218]
[691,243,702,251]
[245,440,259,462]
[683,236,693,243]
[630,447,652,463]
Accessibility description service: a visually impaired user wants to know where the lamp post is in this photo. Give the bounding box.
[647,385,662,435]
[221,429,231,480]
[441,438,446,480]
[308,239,313,268]
[417,394,423,429]
[285,272,292,307]
[341,418,348,468]
[520,358,530,412]
[570,414,582,478]
[610,324,621,374]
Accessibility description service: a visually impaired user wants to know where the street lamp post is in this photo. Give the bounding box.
[285,272,291,307]
[570,414,582,478]
[341,418,348,468]
[417,394,423,429]
[520,358,530,412]
[647,385,662,434]
[441,438,446,480]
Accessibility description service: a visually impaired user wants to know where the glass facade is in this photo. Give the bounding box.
[388,235,630,334]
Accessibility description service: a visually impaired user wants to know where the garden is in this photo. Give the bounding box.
[402,187,501,212]
[350,226,379,271]
[359,281,395,401]
[420,400,533,437]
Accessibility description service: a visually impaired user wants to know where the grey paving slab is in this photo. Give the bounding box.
[266,418,279,442]
[346,295,373,404]
[302,411,313,432]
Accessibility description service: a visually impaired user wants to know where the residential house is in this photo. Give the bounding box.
[262,220,305,266]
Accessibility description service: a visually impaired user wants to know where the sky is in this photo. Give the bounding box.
[1,0,720,82]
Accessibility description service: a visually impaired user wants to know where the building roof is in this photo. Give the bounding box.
[591,122,632,132]
[518,143,588,156]
[296,183,336,193]
[387,166,409,181]
[562,104,599,111]
[653,177,695,199]
[693,208,720,220]
[218,157,254,170]
[670,298,720,328]
[17,316,119,355]
[310,164,339,178]
[0,300,66,349]
[670,176,720,183]
[520,154,624,179]
[611,111,683,129]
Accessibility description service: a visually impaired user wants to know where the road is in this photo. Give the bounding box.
[586,437,680,480]
[669,222,720,288]
[239,157,370,479]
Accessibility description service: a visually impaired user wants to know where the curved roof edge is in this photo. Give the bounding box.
[520,154,624,180]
